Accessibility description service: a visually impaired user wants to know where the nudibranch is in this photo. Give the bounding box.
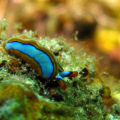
[3,38,78,90]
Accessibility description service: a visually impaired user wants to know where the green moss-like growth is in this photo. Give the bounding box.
[0,19,120,120]
[0,18,9,40]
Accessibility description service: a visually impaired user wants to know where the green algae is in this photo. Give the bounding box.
[0,18,9,40]
[0,19,120,120]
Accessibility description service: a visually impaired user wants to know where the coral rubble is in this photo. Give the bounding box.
[0,19,120,120]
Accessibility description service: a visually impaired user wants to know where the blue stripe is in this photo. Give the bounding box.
[58,71,71,77]
[56,75,64,81]
[5,42,54,79]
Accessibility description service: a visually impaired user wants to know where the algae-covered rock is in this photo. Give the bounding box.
[0,83,71,120]
[0,19,120,120]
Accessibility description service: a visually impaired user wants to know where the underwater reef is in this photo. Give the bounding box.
[0,19,120,120]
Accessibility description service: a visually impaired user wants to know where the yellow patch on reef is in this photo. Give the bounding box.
[102,86,116,111]
[111,91,120,109]
[95,29,120,53]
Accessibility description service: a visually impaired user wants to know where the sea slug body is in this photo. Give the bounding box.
[3,38,78,89]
